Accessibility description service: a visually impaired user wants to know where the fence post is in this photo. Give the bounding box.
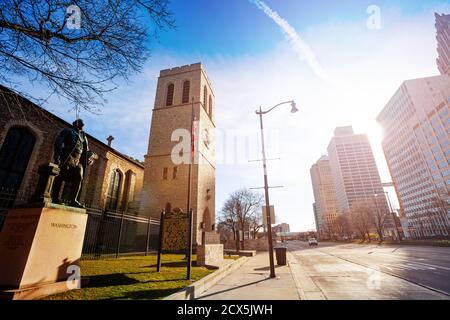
[186,209,193,280]
[145,216,151,256]
[116,210,125,259]
[157,211,165,272]
[93,208,107,259]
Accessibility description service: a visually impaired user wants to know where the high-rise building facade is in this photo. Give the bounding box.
[141,63,216,245]
[273,223,290,234]
[310,156,338,238]
[436,13,450,75]
[377,75,450,238]
[327,126,389,215]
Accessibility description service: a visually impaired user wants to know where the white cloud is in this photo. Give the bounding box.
[248,0,330,81]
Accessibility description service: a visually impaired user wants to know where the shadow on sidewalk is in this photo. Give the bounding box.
[253,266,285,271]
[195,278,270,300]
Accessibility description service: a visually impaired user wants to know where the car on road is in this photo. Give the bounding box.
[308,238,318,246]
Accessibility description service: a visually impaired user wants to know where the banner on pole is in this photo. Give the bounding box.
[262,205,275,225]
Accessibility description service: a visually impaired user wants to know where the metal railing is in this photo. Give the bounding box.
[0,210,6,232]
[0,188,161,259]
[0,189,16,209]
[0,187,24,231]
[81,207,160,260]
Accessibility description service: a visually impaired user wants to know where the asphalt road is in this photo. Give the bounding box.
[286,241,450,300]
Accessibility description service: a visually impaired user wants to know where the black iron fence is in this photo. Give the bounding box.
[82,207,160,260]
[0,187,24,231]
[0,187,17,209]
[0,188,161,259]
[0,210,6,232]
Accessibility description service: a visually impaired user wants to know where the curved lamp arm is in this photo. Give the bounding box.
[256,100,298,115]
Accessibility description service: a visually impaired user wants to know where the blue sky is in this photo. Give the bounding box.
[157,0,447,55]
[13,0,450,231]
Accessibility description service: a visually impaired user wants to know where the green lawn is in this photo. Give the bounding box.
[44,254,215,300]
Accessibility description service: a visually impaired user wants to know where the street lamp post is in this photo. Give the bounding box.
[256,100,298,279]
[385,191,400,241]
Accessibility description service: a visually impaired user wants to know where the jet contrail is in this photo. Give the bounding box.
[249,0,329,81]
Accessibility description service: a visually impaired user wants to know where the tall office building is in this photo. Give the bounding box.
[327,126,389,215]
[436,13,450,75]
[377,75,450,238]
[310,156,339,238]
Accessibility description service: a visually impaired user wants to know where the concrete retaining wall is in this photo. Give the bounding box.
[223,239,272,251]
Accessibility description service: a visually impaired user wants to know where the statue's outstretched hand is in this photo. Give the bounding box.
[87,151,98,166]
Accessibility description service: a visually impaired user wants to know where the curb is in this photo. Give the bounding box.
[164,257,249,300]
[286,252,326,300]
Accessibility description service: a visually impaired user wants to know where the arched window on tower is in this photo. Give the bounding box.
[182,81,190,104]
[0,127,35,201]
[208,95,213,118]
[106,169,122,210]
[203,85,208,111]
[166,83,174,106]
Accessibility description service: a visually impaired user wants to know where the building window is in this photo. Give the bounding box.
[0,127,35,196]
[173,166,178,179]
[106,169,122,210]
[182,81,190,104]
[203,85,208,111]
[208,95,213,118]
[166,83,174,106]
[163,167,168,180]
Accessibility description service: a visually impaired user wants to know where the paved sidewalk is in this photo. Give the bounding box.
[196,253,301,300]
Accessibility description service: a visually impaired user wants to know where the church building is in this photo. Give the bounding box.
[0,85,144,213]
[0,62,217,248]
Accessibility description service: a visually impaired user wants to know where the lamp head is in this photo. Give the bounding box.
[290,101,299,114]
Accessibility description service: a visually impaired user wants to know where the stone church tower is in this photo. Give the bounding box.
[142,63,216,245]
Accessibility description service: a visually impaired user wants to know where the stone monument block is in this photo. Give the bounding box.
[197,244,224,267]
[0,203,87,300]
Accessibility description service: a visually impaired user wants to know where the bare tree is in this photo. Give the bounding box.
[217,189,263,250]
[332,214,350,240]
[248,214,263,239]
[349,201,373,242]
[216,221,234,243]
[0,0,174,112]
[371,197,389,242]
[217,201,239,250]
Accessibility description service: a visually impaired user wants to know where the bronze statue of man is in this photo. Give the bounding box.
[52,119,95,208]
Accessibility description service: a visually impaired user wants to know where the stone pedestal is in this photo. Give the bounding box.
[0,203,87,300]
[197,244,224,267]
